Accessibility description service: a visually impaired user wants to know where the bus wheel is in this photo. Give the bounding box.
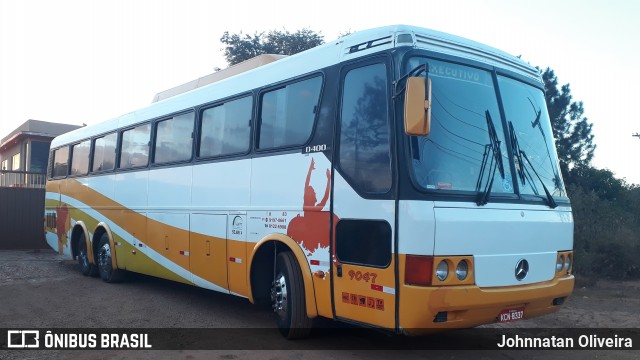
[77,233,97,277]
[271,251,312,339]
[97,234,124,283]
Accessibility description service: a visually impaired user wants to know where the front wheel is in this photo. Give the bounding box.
[77,233,97,277]
[97,234,125,283]
[271,251,312,339]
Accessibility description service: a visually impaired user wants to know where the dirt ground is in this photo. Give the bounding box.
[0,249,638,359]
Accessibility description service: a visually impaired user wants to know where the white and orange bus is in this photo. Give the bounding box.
[44,25,574,338]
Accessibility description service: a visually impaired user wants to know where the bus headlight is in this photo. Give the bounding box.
[556,255,564,272]
[436,260,449,281]
[455,260,468,280]
[564,254,572,272]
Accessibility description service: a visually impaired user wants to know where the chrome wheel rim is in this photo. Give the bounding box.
[98,243,112,275]
[79,247,89,268]
[271,273,288,319]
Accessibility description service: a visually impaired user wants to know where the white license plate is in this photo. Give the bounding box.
[498,307,525,323]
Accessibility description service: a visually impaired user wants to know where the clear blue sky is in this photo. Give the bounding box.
[1,0,638,184]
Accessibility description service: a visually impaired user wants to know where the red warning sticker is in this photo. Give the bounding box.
[367,297,375,309]
[350,293,358,305]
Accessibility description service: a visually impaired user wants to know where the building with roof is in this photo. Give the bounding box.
[0,120,82,173]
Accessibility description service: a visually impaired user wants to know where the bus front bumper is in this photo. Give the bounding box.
[399,275,574,334]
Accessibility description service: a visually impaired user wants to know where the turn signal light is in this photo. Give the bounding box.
[405,255,433,286]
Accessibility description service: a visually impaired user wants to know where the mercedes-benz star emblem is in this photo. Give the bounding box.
[515,259,529,281]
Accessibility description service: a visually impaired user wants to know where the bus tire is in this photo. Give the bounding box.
[77,233,97,277]
[271,251,312,339]
[97,233,125,283]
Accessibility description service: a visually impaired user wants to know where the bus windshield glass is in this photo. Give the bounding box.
[406,57,567,200]
[497,75,566,198]
[406,57,514,195]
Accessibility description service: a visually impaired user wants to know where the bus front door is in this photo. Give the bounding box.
[331,59,396,330]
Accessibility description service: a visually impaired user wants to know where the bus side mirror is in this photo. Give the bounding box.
[404,76,431,136]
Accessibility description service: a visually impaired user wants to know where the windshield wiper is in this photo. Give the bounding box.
[528,97,564,192]
[508,121,558,209]
[475,111,505,206]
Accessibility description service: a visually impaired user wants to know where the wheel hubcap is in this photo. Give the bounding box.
[98,243,111,275]
[271,273,288,318]
[79,248,89,268]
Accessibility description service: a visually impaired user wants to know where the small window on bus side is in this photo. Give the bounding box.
[119,123,150,169]
[52,146,69,178]
[154,112,194,164]
[336,219,391,267]
[70,140,91,176]
[200,96,252,158]
[258,75,322,150]
[92,132,117,172]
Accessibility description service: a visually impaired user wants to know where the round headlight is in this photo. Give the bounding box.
[436,260,449,281]
[564,255,572,272]
[556,255,564,272]
[456,260,468,281]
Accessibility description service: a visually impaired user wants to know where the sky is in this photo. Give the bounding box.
[1,0,639,184]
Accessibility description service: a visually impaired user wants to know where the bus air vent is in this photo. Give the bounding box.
[347,36,393,54]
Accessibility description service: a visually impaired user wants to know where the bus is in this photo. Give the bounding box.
[44,24,574,338]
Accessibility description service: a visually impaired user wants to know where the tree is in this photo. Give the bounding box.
[220,29,324,65]
[541,68,596,180]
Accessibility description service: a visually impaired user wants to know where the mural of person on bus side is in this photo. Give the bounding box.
[55,203,70,255]
[287,157,337,254]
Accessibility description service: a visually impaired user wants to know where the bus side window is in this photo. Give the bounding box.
[119,123,150,169]
[52,146,70,178]
[200,96,252,158]
[258,76,322,150]
[92,132,117,172]
[70,139,91,176]
[338,63,392,193]
[154,112,194,164]
[336,219,391,267]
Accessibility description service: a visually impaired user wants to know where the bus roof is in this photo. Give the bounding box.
[51,24,540,148]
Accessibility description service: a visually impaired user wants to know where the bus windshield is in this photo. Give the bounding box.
[406,57,566,200]
[497,75,566,198]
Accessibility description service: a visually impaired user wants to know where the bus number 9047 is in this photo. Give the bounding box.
[348,270,377,284]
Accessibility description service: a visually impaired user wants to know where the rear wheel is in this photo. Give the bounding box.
[97,234,125,283]
[271,251,312,339]
[77,233,97,277]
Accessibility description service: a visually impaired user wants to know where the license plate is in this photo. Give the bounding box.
[498,307,525,323]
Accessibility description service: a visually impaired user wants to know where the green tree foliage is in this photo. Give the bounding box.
[220,29,324,65]
[541,68,596,178]
[540,67,639,279]
[569,181,640,279]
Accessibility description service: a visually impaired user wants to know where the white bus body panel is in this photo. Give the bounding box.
[397,200,435,256]
[433,203,573,287]
[192,159,251,210]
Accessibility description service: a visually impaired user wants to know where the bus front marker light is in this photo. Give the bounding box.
[564,254,572,273]
[436,260,448,281]
[556,255,564,272]
[455,260,468,281]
